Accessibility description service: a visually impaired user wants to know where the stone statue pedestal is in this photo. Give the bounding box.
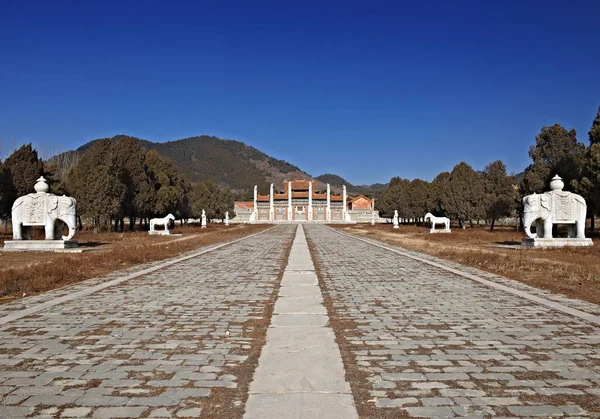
[149,230,171,236]
[429,229,451,234]
[3,240,79,251]
[521,238,593,248]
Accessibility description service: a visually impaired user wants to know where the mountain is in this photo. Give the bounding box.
[56,135,312,194]
[315,173,388,197]
[52,135,388,197]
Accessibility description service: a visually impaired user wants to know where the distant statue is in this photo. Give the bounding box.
[224,211,229,226]
[392,210,399,229]
[201,209,207,228]
[249,211,256,224]
[424,212,450,233]
[11,176,77,241]
[371,212,375,226]
[150,213,175,233]
[344,211,352,223]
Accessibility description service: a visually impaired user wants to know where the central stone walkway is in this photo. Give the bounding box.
[244,225,358,418]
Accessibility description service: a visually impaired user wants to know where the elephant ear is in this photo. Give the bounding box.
[540,194,551,211]
[47,196,59,213]
[11,197,24,211]
[572,193,587,208]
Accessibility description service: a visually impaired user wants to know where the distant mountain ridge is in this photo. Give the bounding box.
[315,173,388,196]
[53,135,386,196]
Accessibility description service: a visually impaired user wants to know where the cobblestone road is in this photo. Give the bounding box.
[0,225,295,418]
[305,225,600,418]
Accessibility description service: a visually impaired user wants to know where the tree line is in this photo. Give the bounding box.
[0,136,235,231]
[377,106,600,231]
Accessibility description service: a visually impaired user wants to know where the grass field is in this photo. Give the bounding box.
[0,224,269,303]
[332,223,600,306]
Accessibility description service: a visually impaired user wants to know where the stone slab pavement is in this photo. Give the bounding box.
[245,225,358,419]
[305,224,600,418]
[0,225,296,418]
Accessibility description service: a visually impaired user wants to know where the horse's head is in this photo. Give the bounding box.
[424,212,433,220]
[168,213,175,220]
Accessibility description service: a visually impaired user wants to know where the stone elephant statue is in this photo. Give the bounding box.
[12,194,77,240]
[522,191,586,239]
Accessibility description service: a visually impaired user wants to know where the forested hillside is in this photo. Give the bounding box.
[59,135,311,194]
[315,173,388,197]
[51,135,390,198]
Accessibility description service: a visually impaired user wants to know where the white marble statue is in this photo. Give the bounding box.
[371,212,375,226]
[392,210,399,229]
[344,211,352,223]
[149,213,175,233]
[424,213,451,233]
[249,211,256,224]
[11,177,77,241]
[201,209,207,228]
[224,211,229,226]
[522,175,588,244]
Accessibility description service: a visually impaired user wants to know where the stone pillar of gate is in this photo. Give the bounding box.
[326,183,331,221]
[253,185,258,221]
[308,181,313,221]
[269,183,274,221]
[342,185,347,222]
[287,181,293,221]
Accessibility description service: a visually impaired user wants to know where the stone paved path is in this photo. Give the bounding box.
[245,225,358,419]
[2,223,600,418]
[305,224,600,418]
[0,225,295,418]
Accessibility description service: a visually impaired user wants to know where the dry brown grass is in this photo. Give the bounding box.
[0,224,269,303]
[332,223,600,306]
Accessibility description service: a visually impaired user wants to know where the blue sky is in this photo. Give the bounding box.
[1,0,599,185]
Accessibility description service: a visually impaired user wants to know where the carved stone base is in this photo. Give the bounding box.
[149,230,171,235]
[3,240,79,251]
[521,238,593,248]
[430,229,451,234]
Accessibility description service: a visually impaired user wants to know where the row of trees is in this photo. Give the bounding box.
[377,106,600,230]
[0,137,235,231]
[377,160,515,229]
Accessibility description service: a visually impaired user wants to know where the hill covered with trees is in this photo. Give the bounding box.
[56,135,312,195]
[314,173,388,197]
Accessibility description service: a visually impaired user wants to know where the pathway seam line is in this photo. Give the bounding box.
[0,226,279,326]
[328,226,600,325]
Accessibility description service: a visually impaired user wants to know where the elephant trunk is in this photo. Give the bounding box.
[523,213,537,238]
[63,224,76,241]
[62,213,77,241]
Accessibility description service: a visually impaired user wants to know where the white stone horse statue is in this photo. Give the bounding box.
[424,213,450,232]
[149,213,175,232]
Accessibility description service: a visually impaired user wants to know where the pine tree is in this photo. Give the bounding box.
[376,177,409,220]
[483,160,516,230]
[145,150,189,219]
[67,139,125,231]
[404,179,430,222]
[3,144,44,199]
[525,124,585,192]
[428,172,451,216]
[589,106,600,145]
[443,162,485,228]
[113,137,156,230]
[0,161,14,220]
[577,107,600,231]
